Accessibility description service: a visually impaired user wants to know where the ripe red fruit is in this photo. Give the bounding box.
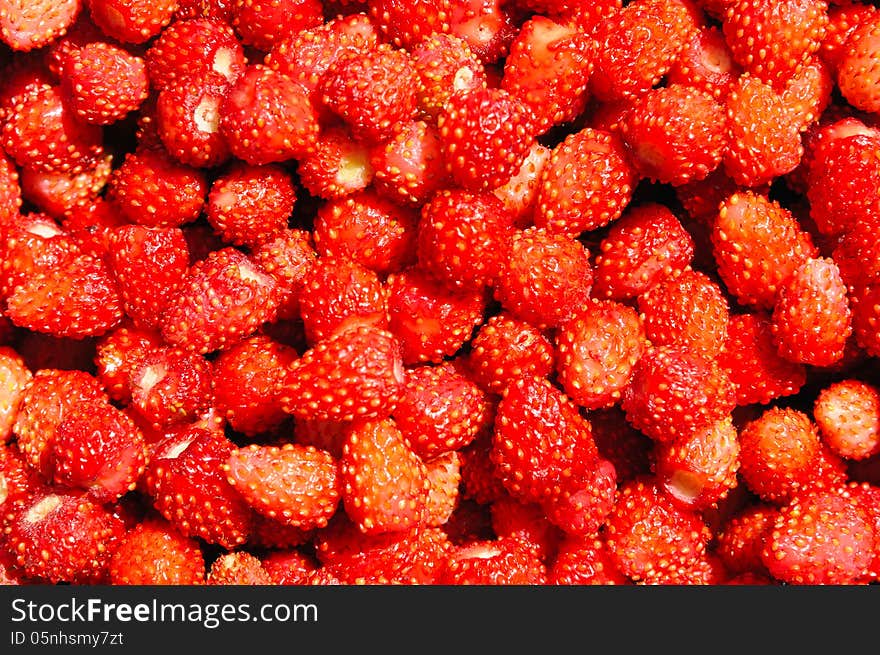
[94,324,164,405]
[297,125,373,200]
[409,32,486,122]
[667,24,740,99]
[715,503,777,577]
[439,537,547,584]
[836,16,880,115]
[231,0,323,52]
[549,536,629,585]
[88,0,179,44]
[109,516,206,585]
[207,551,272,586]
[814,379,880,461]
[0,0,80,52]
[0,347,32,442]
[251,228,317,321]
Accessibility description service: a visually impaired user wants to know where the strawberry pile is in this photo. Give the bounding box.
[0,0,878,587]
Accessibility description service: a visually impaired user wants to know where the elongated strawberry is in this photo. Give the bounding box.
[341,418,429,535]
[280,324,404,423]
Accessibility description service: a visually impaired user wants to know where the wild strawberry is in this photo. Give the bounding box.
[490,493,561,562]
[848,481,880,581]
[0,83,105,175]
[0,347,31,442]
[248,512,312,550]
[621,345,736,445]
[206,551,272,585]
[594,206,694,306]
[369,120,449,208]
[385,266,488,366]
[94,324,164,405]
[762,487,874,584]
[0,150,22,225]
[251,229,317,321]
[714,502,777,577]
[225,443,340,530]
[533,127,637,236]
[220,64,319,165]
[341,418,429,534]
[297,126,373,200]
[0,213,79,299]
[52,399,147,502]
[501,16,593,135]
[711,191,818,309]
[5,490,126,583]
[638,268,730,359]
[212,334,297,437]
[231,0,323,52]
[491,139,549,224]
[447,0,519,65]
[60,196,127,258]
[667,24,740,100]
[59,40,149,126]
[589,0,697,103]
[722,0,829,89]
[145,427,252,547]
[0,442,42,523]
[145,16,245,92]
[262,549,319,585]
[770,256,851,367]
[542,457,617,538]
[417,450,461,527]
[160,247,280,354]
[833,215,880,291]
[109,516,205,585]
[459,432,506,505]
[394,362,493,460]
[439,536,547,584]
[0,0,80,52]
[409,32,486,123]
[851,282,880,359]
[5,251,124,339]
[107,147,208,228]
[717,312,807,406]
[780,57,833,133]
[127,345,214,431]
[619,84,727,187]
[107,225,190,331]
[437,86,535,191]
[738,406,845,504]
[604,476,712,583]
[313,190,419,276]
[549,536,630,585]
[491,375,598,503]
[19,155,113,221]
[555,299,647,411]
[88,0,179,43]
[838,18,880,115]
[366,0,451,49]
[814,379,880,461]
[723,73,804,187]
[590,407,654,484]
[494,227,593,330]
[279,325,404,423]
[820,3,878,75]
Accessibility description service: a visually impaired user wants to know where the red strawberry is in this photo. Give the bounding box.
[107,147,208,228]
[820,3,878,75]
[225,443,340,530]
[280,324,404,423]
[491,375,598,503]
[262,549,319,585]
[459,432,506,505]
[251,228,317,321]
[145,16,245,92]
[621,345,736,445]
[0,442,42,523]
[447,0,520,65]
[490,493,562,562]
[367,0,452,50]
[231,0,322,52]
[369,120,449,208]
[394,362,493,460]
[249,513,312,550]
[341,418,429,534]
[533,127,637,236]
[5,251,124,339]
[19,155,113,220]
[770,256,851,367]
[549,536,629,585]
[851,282,880,359]
[667,24,740,100]
[110,516,205,585]
[423,450,461,528]
[542,457,618,538]
[814,379,880,462]
[160,246,280,354]
[207,551,272,585]
[717,312,807,406]
[0,150,22,225]
[145,427,252,547]
[555,298,647,411]
[637,267,730,359]
[711,191,817,309]
[438,536,547,584]
[437,86,535,191]
[0,0,79,52]
[297,125,373,200]
[59,40,149,125]
[60,196,127,257]
[409,32,486,122]
[298,255,389,346]
[0,212,81,300]
[0,346,32,442]
[715,502,777,577]
[94,324,164,405]
[835,14,880,115]
[833,214,880,291]
[762,487,874,584]
[87,0,178,44]
[107,224,190,330]
[52,399,148,502]
[738,406,845,504]
[619,83,727,186]
[385,266,488,366]
[492,139,550,223]
[780,57,833,133]
[220,64,319,165]
[494,227,593,330]
[604,476,712,583]
[722,0,828,89]
[592,202,695,301]
[313,189,419,276]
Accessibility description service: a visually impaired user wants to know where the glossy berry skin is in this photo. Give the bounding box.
[836,16,880,115]
[438,537,547,585]
[109,517,206,585]
[87,0,179,44]
[813,380,880,462]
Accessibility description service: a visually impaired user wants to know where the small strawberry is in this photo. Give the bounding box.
[542,457,618,538]
[6,490,126,583]
[230,0,323,52]
[447,0,519,65]
[492,139,550,224]
[0,346,32,442]
[160,246,280,355]
[667,24,740,100]
[341,418,429,534]
[0,212,80,299]
[109,516,206,585]
[820,3,878,75]
[554,298,648,411]
[833,214,880,291]
[225,443,340,530]
[19,155,113,221]
[814,379,880,462]
[249,513,313,550]
[251,228,318,321]
[207,551,272,585]
[490,493,562,563]
[409,32,486,122]
[279,324,404,423]
[459,433,507,506]
[837,18,880,111]
[297,125,373,200]
[87,0,178,44]
[0,0,79,52]
[93,324,164,405]
[438,536,547,584]
[549,536,629,585]
[145,427,252,548]
[715,502,777,577]
[367,0,452,50]
[0,442,42,522]
[262,549,319,585]
[369,120,449,208]
[0,150,22,225]
[851,282,880,359]
[423,450,461,528]
[780,57,833,133]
